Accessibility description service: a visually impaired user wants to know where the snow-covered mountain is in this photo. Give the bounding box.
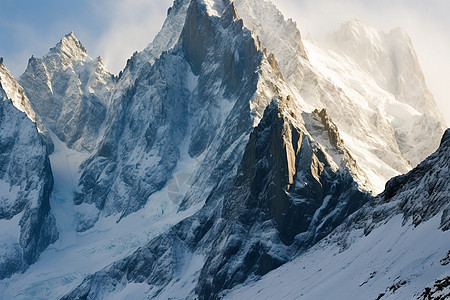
[0,0,448,299]
[226,128,450,300]
[19,32,114,153]
[0,61,57,280]
[320,19,446,167]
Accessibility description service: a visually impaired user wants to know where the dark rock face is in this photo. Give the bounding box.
[197,102,370,298]
[182,0,211,74]
[0,84,57,279]
[72,0,264,230]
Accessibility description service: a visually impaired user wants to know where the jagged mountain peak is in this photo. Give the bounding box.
[341,18,378,33]
[19,31,114,152]
[49,31,89,61]
[330,19,385,55]
[2,0,449,298]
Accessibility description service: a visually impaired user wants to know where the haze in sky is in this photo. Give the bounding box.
[0,0,448,123]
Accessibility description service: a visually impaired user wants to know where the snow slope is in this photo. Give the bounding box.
[225,215,450,300]
[1,0,448,298]
[0,132,203,299]
[226,129,450,299]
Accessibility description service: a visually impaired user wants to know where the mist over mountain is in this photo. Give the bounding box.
[0,0,448,299]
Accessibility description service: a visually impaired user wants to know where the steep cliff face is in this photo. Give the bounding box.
[366,129,450,232]
[72,0,272,231]
[225,129,450,300]
[19,32,114,152]
[197,101,369,298]
[62,97,370,299]
[0,62,57,279]
[322,19,447,166]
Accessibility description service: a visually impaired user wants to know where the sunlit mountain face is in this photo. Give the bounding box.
[0,1,448,299]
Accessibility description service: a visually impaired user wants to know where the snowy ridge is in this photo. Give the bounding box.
[19,32,115,152]
[233,0,445,193]
[225,215,450,300]
[134,0,191,71]
[225,129,450,300]
[0,65,57,280]
[0,61,36,122]
[1,0,448,298]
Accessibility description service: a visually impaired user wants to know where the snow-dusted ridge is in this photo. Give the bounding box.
[0,63,57,280]
[19,32,115,153]
[225,215,450,300]
[0,0,448,298]
[225,128,450,300]
[0,60,36,122]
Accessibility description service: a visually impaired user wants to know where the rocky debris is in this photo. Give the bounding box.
[440,251,450,266]
[419,276,450,300]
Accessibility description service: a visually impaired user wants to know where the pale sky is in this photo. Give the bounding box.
[0,0,448,123]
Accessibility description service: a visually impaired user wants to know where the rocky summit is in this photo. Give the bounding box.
[0,0,448,299]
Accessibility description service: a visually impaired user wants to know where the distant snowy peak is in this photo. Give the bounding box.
[234,0,308,85]
[0,60,36,122]
[327,19,445,123]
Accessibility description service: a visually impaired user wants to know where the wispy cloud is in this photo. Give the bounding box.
[91,0,173,74]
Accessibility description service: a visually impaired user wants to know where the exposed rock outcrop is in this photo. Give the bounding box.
[0,64,57,279]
